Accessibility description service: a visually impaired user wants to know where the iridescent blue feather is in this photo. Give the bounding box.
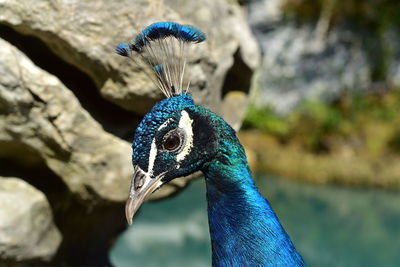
[132,34,149,52]
[115,43,130,57]
[178,24,206,43]
[137,22,206,48]
[141,22,179,42]
[152,64,164,74]
[116,22,206,98]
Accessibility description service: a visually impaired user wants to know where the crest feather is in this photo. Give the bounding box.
[116,22,206,98]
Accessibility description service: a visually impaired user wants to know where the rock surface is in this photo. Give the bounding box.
[0,0,259,120]
[0,177,61,262]
[252,24,370,114]
[0,37,132,202]
[247,0,400,114]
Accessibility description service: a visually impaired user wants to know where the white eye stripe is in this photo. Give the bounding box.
[177,110,194,162]
[158,118,173,131]
[147,139,157,176]
[148,118,173,175]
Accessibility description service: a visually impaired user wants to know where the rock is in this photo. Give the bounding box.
[221,91,249,130]
[0,177,61,262]
[247,0,283,26]
[0,0,259,122]
[251,24,370,114]
[247,0,400,113]
[247,0,371,114]
[0,37,132,202]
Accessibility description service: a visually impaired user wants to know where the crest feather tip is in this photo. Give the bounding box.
[116,43,130,57]
[117,22,206,98]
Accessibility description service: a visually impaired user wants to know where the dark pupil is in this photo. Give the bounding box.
[164,134,180,151]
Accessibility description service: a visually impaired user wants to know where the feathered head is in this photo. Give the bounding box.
[116,22,210,225]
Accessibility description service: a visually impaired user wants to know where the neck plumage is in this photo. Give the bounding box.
[202,132,305,266]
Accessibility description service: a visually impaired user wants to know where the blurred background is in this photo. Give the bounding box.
[0,0,399,266]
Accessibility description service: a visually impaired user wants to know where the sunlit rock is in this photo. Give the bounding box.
[0,0,259,121]
[0,38,132,201]
[0,177,61,262]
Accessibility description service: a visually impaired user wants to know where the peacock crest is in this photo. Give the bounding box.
[116,22,206,98]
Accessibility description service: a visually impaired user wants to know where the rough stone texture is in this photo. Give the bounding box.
[0,0,259,121]
[247,0,400,114]
[221,91,249,130]
[251,24,370,114]
[248,0,369,113]
[0,37,132,202]
[0,177,61,262]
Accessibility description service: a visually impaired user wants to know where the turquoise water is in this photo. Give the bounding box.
[110,175,400,267]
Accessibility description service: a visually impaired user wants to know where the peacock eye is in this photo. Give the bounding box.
[164,134,180,150]
[162,129,186,152]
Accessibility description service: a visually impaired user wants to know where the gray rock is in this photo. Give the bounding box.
[247,0,283,26]
[0,37,132,201]
[0,177,61,262]
[0,0,259,121]
[221,91,249,130]
[251,24,370,114]
[246,0,400,113]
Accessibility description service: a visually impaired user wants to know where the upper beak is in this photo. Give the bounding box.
[125,166,166,225]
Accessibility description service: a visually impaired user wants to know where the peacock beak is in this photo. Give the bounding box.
[125,165,166,225]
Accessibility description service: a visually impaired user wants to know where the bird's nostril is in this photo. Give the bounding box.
[134,172,145,190]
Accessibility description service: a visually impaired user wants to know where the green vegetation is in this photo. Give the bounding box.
[240,91,400,188]
[282,0,400,28]
[243,89,400,157]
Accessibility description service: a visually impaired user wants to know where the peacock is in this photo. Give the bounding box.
[116,22,305,266]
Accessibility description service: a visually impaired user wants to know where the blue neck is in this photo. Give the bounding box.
[203,139,305,266]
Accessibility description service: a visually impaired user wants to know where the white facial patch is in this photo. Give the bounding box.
[177,110,194,162]
[131,138,163,195]
[147,139,157,177]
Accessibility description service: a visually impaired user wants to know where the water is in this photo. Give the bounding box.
[110,174,400,267]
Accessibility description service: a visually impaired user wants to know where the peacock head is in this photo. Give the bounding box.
[125,93,218,224]
[117,22,215,224]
